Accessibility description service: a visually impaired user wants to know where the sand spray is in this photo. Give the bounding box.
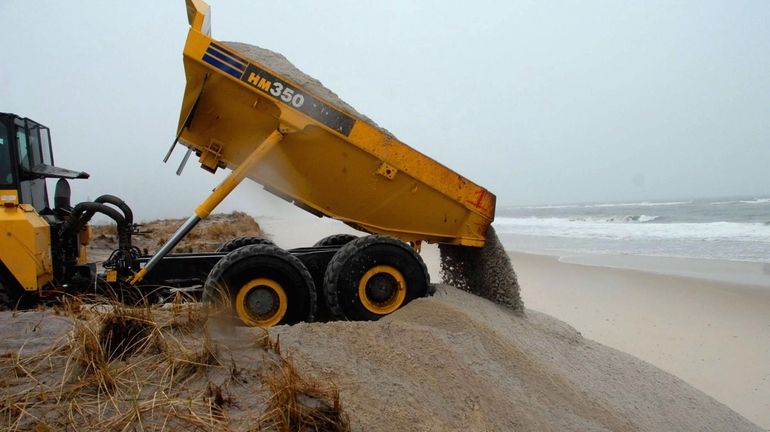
[438,226,523,312]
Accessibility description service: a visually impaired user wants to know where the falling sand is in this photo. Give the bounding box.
[438,225,523,312]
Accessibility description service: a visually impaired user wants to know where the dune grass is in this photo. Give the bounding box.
[0,295,350,431]
[91,211,265,254]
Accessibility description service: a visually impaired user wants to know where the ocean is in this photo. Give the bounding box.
[494,197,770,263]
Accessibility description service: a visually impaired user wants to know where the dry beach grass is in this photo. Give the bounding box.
[0,296,349,431]
[90,211,264,258]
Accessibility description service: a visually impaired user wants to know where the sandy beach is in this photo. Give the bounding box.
[512,251,770,429]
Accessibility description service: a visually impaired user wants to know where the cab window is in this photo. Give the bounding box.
[40,127,53,165]
[16,124,30,170]
[14,119,49,211]
[0,121,13,186]
[27,126,42,167]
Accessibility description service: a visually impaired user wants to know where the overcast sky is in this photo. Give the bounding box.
[2,1,769,221]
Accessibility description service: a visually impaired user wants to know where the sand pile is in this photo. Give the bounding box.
[439,226,523,312]
[272,286,761,432]
[1,288,761,431]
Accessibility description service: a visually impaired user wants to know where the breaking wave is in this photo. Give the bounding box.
[582,201,692,208]
[742,198,770,204]
[711,198,770,205]
[493,217,770,242]
[569,215,660,223]
[520,201,692,210]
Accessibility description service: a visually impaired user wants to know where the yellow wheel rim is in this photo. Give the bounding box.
[358,265,407,315]
[235,278,287,327]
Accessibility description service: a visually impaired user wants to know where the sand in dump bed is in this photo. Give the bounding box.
[223,41,387,133]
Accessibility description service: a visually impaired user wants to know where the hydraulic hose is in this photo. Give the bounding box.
[93,194,134,226]
[75,195,135,252]
[66,202,130,251]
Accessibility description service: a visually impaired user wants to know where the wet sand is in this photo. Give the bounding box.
[512,251,770,429]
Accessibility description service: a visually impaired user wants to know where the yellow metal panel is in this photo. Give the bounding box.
[0,205,53,291]
[105,270,117,283]
[185,0,210,36]
[194,130,283,219]
[77,225,91,265]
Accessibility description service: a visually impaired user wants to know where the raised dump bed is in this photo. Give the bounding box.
[177,1,495,248]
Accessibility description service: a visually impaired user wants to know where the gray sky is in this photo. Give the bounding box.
[2,0,769,221]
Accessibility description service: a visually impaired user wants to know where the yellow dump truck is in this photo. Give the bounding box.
[0,0,496,327]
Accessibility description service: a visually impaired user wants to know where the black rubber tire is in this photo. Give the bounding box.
[204,244,316,326]
[313,234,358,247]
[323,235,429,321]
[0,270,34,311]
[216,236,275,253]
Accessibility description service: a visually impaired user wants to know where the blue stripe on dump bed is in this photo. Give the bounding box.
[202,54,242,79]
[205,46,246,72]
[210,42,247,64]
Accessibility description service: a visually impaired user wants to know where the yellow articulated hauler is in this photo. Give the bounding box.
[0,1,495,327]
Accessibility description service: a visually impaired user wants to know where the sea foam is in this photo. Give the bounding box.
[494,217,770,242]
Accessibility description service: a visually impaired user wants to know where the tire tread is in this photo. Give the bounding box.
[323,235,429,320]
[313,234,358,247]
[216,236,275,253]
[204,244,317,324]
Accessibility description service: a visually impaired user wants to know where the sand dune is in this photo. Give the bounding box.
[0,285,761,431]
[273,286,761,431]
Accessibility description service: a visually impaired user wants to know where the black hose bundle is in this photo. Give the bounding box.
[64,195,137,274]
